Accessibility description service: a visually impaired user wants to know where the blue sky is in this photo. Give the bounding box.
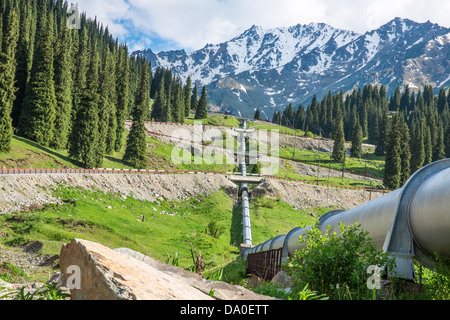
[75,0,450,53]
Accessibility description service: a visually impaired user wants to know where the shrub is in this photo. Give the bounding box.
[0,262,29,283]
[205,221,225,239]
[251,162,262,175]
[1,283,70,300]
[284,223,395,300]
[423,254,450,300]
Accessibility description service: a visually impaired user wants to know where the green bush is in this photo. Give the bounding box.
[205,221,226,239]
[1,283,70,300]
[284,223,395,300]
[422,255,450,300]
[0,262,29,283]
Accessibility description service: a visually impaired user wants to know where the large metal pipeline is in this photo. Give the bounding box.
[244,159,450,279]
[238,120,252,246]
[242,182,252,245]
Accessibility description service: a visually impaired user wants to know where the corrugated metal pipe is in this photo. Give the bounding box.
[239,120,252,246]
[243,159,450,279]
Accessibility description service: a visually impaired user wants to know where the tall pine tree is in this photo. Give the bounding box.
[161,78,172,122]
[52,15,73,150]
[123,63,149,168]
[18,5,57,147]
[115,45,129,152]
[399,121,411,185]
[410,119,425,174]
[195,85,208,119]
[11,0,33,128]
[445,124,450,158]
[184,76,192,117]
[105,48,118,155]
[190,84,198,112]
[69,44,101,169]
[97,49,114,158]
[350,120,363,158]
[151,76,165,121]
[384,114,402,190]
[432,120,446,162]
[424,126,433,166]
[0,4,19,153]
[72,27,89,124]
[332,110,346,164]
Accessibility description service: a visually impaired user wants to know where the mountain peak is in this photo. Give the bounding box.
[135,19,450,119]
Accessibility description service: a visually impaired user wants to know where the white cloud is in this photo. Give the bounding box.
[74,0,450,52]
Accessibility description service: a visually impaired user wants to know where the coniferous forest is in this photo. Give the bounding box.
[0,0,203,169]
[272,84,450,190]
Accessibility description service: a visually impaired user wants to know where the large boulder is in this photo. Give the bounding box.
[114,247,274,301]
[59,239,213,300]
[59,239,273,300]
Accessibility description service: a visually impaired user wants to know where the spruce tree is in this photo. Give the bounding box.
[171,78,183,123]
[367,111,379,145]
[151,76,165,121]
[72,27,89,122]
[399,121,411,185]
[12,0,33,128]
[375,112,388,156]
[423,84,435,107]
[97,50,114,159]
[69,46,101,169]
[177,80,185,123]
[254,109,261,120]
[424,126,433,165]
[445,124,450,158]
[295,105,305,129]
[410,119,425,174]
[18,6,57,147]
[360,101,369,137]
[383,114,402,190]
[426,106,437,149]
[389,86,401,111]
[123,63,149,169]
[184,76,192,117]
[399,85,411,113]
[0,5,19,153]
[195,85,208,119]
[161,79,172,122]
[115,45,129,152]
[350,120,363,158]
[190,85,198,111]
[105,49,118,155]
[432,121,446,162]
[52,18,73,150]
[283,103,294,126]
[332,110,346,164]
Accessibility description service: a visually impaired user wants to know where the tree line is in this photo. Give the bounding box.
[270,84,450,190]
[0,0,207,169]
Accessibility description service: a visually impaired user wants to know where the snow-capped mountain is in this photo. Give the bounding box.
[135,18,450,119]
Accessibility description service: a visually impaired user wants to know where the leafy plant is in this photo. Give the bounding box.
[293,283,328,300]
[422,254,450,300]
[0,262,29,283]
[204,268,224,281]
[252,282,327,300]
[205,221,225,239]
[165,250,180,267]
[252,282,290,300]
[284,223,395,300]
[0,283,70,300]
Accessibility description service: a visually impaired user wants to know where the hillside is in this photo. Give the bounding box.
[0,118,385,291]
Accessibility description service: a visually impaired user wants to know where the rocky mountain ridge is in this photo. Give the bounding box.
[135,18,450,119]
